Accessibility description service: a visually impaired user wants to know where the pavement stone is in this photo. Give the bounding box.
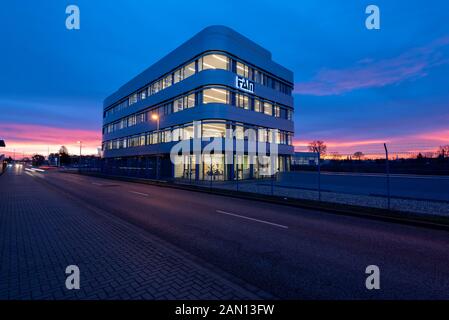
[0,168,263,300]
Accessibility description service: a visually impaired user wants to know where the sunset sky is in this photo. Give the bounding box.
[1,0,448,158]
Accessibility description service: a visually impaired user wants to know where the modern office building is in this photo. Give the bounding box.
[102,25,294,181]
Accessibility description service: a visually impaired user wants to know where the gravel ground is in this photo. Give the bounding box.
[177,180,449,217]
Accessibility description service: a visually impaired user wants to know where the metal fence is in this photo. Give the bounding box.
[78,149,449,217]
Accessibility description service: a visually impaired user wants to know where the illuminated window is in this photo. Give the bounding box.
[254,99,262,112]
[183,125,194,140]
[185,93,195,108]
[151,80,162,95]
[129,93,138,105]
[137,112,145,124]
[174,98,184,113]
[163,75,172,89]
[128,115,136,126]
[172,127,181,142]
[202,121,226,138]
[200,54,229,71]
[174,69,183,83]
[203,88,229,104]
[287,133,292,145]
[236,94,250,109]
[235,124,244,139]
[140,89,147,100]
[237,62,250,78]
[128,135,141,148]
[258,128,267,143]
[268,129,280,143]
[161,130,172,143]
[254,70,261,83]
[264,102,273,116]
[150,132,159,144]
[183,62,196,79]
[274,105,281,117]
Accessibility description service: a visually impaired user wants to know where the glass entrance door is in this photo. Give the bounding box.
[203,154,224,181]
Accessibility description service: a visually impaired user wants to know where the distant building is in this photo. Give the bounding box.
[292,152,319,166]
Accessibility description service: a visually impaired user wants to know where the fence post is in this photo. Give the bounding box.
[210,155,213,189]
[236,165,239,192]
[384,143,391,210]
[317,154,321,201]
[189,156,192,185]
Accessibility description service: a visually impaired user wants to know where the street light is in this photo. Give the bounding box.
[151,113,160,131]
[77,141,82,171]
[151,114,160,179]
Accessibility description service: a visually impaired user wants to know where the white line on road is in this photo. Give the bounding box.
[216,210,288,229]
[129,191,149,197]
[91,182,103,186]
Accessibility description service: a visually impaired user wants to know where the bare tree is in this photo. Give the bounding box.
[353,151,364,160]
[59,145,70,165]
[308,140,327,156]
[59,145,69,155]
[438,145,449,158]
[32,154,45,166]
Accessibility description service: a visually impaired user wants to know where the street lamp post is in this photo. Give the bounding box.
[151,114,160,180]
[77,141,82,172]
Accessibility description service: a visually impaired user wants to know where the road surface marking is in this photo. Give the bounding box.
[216,210,288,229]
[129,191,149,197]
[91,182,103,186]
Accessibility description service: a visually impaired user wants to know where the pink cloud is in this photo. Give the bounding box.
[293,128,449,156]
[0,123,101,156]
[294,37,449,96]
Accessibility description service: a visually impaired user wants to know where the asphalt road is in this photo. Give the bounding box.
[278,171,449,201]
[20,168,449,299]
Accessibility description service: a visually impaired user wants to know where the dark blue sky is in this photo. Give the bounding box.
[1,0,448,155]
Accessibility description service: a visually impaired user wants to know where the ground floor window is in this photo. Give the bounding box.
[172,154,290,181]
[201,154,225,181]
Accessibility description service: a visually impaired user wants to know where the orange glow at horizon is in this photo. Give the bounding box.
[0,123,101,159]
[293,129,449,158]
[1,123,448,160]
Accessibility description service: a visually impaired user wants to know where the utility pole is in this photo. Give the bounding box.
[384,143,391,210]
[77,141,82,171]
[316,149,321,202]
[151,114,160,180]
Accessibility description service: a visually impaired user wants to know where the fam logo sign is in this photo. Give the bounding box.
[235,75,255,94]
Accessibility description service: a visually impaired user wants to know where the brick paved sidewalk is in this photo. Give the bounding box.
[0,168,265,299]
